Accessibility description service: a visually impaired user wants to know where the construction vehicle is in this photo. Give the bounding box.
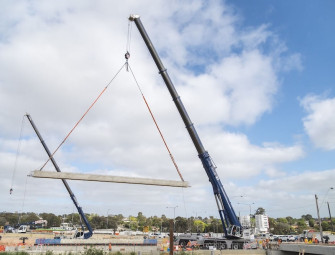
[129,15,246,249]
[25,114,93,239]
[17,225,28,233]
[14,219,47,232]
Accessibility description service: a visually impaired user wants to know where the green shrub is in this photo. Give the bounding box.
[0,252,29,255]
[83,247,105,255]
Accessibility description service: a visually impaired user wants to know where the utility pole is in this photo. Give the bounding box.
[169,219,174,255]
[327,202,334,232]
[166,206,178,232]
[315,194,324,243]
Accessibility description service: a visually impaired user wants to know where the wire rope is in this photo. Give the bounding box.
[10,115,26,194]
[40,62,127,170]
[128,63,185,182]
[126,20,132,53]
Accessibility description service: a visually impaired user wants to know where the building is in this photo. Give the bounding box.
[255,214,269,234]
[240,215,251,228]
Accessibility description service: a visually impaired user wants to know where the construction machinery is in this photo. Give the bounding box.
[129,15,246,249]
[26,114,93,239]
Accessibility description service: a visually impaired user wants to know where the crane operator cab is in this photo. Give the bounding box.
[228,225,242,238]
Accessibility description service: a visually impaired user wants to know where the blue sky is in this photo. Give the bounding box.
[233,0,335,171]
[1,0,335,222]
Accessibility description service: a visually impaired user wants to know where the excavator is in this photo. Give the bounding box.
[129,15,246,249]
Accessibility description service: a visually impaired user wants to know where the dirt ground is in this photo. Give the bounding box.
[0,232,54,246]
[0,232,148,247]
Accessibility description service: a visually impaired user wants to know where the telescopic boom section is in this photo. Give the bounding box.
[129,15,242,237]
[25,114,93,239]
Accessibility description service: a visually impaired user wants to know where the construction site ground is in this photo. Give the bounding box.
[0,232,158,253]
[0,232,268,254]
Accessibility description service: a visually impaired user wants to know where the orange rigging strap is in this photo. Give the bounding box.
[128,63,185,182]
[40,62,126,170]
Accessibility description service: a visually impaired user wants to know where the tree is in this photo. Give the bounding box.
[309,219,315,228]
[207,218,221,233]
[19,213,39,224]
[194,220,206,233]
[331,219,335,231]
[296,219,308,234]
[0,216,7,226]
[137,212,146,230]
[321,221,330,231]
[268,217,276,232]
[175,216,188,233]
[108,215,120,233]
[255,207,265,215]
[39,213,61,227]
[277,218,288,224]
[89,214,105,229]
[272,222,291,235]
[301,214,313,221]
[286,216,295,225]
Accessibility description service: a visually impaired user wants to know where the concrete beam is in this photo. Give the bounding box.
[30,170,189,188]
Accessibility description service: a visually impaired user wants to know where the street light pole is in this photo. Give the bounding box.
[327,202,334,232]
[315,194,324,243]
[328,187,334,232]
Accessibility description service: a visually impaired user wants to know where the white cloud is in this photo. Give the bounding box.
[231,168,335,217]
[301,94,335,150]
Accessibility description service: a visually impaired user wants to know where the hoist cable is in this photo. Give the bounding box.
[40,62,127,171]
[126,20,132,53]
[10,115,26,194]
[128,63,185,182]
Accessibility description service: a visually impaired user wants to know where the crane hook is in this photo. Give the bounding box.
[125,51,130,60]
[125,51,130,71]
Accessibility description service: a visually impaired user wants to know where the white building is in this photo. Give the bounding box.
[240,215,251,228]
[255,214,269,234]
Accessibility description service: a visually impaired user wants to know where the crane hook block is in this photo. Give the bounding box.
[125,51,130,60]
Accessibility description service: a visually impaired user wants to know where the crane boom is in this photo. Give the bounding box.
[25,114,93,239]
[129,15,242,238]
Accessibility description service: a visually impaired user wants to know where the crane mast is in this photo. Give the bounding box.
[129,15,242,238]
[25,114,93,239]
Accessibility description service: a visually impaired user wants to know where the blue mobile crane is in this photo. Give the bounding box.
[129,15,245,249]
[26,114,93,239]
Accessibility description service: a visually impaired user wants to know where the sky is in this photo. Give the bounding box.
[1,0,335,222]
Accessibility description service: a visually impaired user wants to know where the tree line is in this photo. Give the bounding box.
[1,208,334,235]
